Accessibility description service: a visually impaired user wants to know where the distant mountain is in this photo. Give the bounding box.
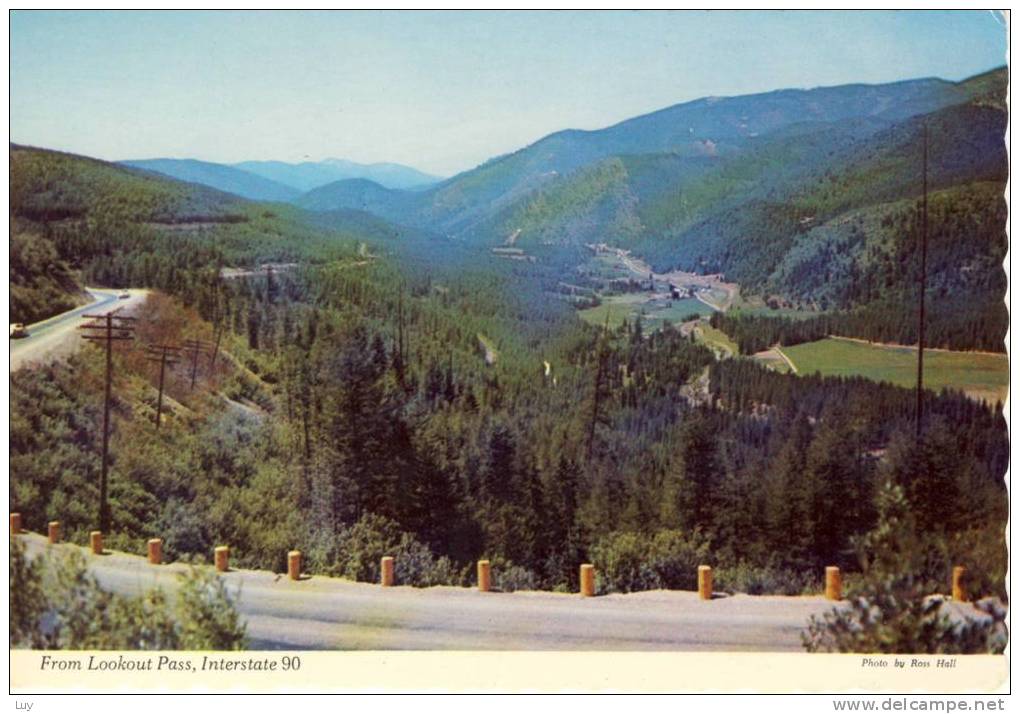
[296,70,998,238]
[10,143,431,323]
[234,158,443,192]
[295,178,417,216]
[120,158,300,202]
[304,67,1006,350]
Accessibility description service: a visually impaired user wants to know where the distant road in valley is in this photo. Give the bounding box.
[611,246,738,311]
[9,288,149,372]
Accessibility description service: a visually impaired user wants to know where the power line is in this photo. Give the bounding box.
[79,312,136,532]
[144,344,181,430]
[182,338,212,391]
[915,123,928,441]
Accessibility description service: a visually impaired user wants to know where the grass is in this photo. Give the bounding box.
[578,294,714,330]
[586,254,636,280]
[752,348,793,374]
[695,324,739,358]
[782,337,1009,404]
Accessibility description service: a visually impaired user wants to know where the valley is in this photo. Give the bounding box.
[575,242,736,330]
[8,60,1009,655]
[574,239,1006,403]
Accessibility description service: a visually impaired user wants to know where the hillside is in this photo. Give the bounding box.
[9,129,1008,626]
[295,177,419,216]
[7,145,393,322]
[293,70,998,235]
[11,144,249,224]
[291,68,1007,351]
[120,158,301,202]
[10,217,84,323]
[10,144,245,321]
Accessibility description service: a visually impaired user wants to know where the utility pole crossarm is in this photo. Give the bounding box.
[181,338,212,390]
[79,312,138,533]
[145,343,181,430]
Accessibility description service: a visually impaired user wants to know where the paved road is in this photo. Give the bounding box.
[21,533,842,651]
[10,288,149,372]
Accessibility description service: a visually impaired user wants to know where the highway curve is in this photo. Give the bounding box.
[10,288,149,372]
[19,534,842,651]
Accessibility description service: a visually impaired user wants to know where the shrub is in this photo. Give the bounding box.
[10,538,47,647]
[590,529,710,594]
[716,562,819,596]
[308,513,462,588]
[174,567,248,650]
[156,498,211,562]
[483,555,539,592]
[803,481,1007,654]
[391,533,462,587]
[10,537,247,650]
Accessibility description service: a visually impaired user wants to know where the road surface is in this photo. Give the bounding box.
[608,245,738,310]
[773,345,799,374]
[20,533,841,651]
[10,288,148,372]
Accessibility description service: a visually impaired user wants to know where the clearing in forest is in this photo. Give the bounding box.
[579,293,713,330]
[780,337,1008,404]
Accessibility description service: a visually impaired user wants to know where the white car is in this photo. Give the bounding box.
[10,323,29,339]
[118,290,130,299]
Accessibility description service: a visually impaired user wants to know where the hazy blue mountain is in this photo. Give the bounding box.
[464,68,1005,275]
[295,70,998,238]
[301,66,1005,343]
[120,158,300,202]
[233,158,443,192]
[294,178,419,219]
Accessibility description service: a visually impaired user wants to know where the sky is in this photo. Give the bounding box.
[9,10,1008,177]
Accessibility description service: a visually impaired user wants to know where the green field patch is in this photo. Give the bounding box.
[579,294,712,330]
[752,348,793,374]
[581,254,639,282]
[782,337,1008,404]
[695,324,739,357]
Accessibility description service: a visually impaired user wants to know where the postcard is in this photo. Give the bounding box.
[7,9,1010,700]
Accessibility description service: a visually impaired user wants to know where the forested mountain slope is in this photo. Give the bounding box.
[8,145,409,322]
[296,69,1000,235]
[9,127,1008,608]
[301,67,1007,351]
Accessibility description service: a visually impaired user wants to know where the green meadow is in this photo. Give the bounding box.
[578,293,714,329]
[781,337,1009,404]
[695,324,739,357]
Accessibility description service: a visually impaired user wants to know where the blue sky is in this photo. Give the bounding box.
[10,10,1007,176]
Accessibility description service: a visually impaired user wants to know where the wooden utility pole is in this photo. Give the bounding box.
[585,312,612,464]
[182,339,211,390]
[145,344,181,429]
[915,123,928,441]
[209,319,224,373]
[394,286,407,382]
[265,264,275,303]
[79,312,136,532]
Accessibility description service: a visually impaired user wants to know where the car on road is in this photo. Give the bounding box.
[118,290,130,299]
[9,323,29,339]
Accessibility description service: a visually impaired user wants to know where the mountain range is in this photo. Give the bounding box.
[233,158,443,192]
[298,69,1004,243]
[13,66,1007,350]
[119,157,443,201]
